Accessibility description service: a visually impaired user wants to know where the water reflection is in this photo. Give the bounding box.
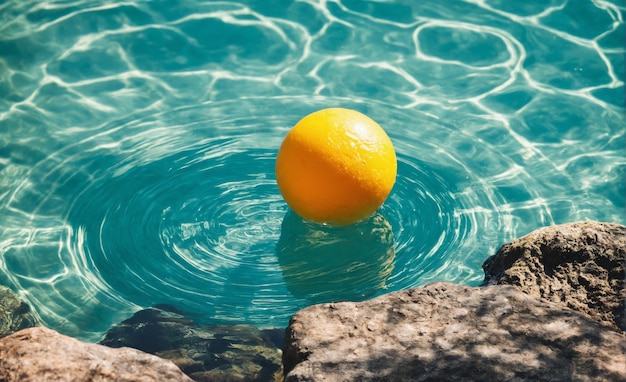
[276,211,395,304]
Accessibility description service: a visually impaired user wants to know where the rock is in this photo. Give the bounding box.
[0,285,37,338]
[0,326,192,382]
[283,282,626,382]
[101,305,283,381]
[483,221,625,331]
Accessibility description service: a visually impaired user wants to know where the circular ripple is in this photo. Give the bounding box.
[72,146,288,323]
[1,97,545,338]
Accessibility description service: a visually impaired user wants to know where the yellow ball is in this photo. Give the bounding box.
[275,108,397,225]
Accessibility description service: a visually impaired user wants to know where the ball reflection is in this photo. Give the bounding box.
[276,211,395,304]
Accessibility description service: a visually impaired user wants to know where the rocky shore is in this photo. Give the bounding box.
[1,221,624,381]
[283,221,625,381]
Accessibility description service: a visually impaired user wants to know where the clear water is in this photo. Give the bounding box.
[0,0,624,342]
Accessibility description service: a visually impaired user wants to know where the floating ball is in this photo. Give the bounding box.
[275,108,397,225]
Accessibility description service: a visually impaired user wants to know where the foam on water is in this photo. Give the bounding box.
[0,0,624,341]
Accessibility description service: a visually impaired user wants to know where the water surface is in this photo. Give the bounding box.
[0,0,624,341]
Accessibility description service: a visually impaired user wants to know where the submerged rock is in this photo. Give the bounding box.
[483,221,625,331]
[101,305,283,381]
[0,285,36,338]
[283,282,626,382]
[0,326,192,381]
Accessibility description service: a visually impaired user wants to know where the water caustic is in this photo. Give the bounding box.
[276,108,397,226]
[0,0,623,341]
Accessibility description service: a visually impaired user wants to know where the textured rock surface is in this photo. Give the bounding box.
[101,305,283,381]
[0,326,192,381]
[283,282,626,382]
[483,221,625,331]
[0,285,36,338]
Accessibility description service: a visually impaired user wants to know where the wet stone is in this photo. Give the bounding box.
[0,285,37,338]
[101,304,284,382]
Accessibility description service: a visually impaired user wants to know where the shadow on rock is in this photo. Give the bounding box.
[483,221,625,331]
[283,282,626,382]
[283,221,626,381]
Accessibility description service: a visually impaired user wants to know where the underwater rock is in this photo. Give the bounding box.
[483,221,625,331]
[0,285,37,338]
[0,326,192,381]
[283,282,626,382]
[100,305,283,382]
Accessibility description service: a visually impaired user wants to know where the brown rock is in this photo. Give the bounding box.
[283,282,626,382]
[483,221,626,331]
[0,327,193,382]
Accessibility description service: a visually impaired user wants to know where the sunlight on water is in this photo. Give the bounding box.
[0,0,624,341]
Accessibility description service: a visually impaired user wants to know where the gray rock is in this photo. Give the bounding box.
[0,285,36,338]
[283,282,626,382]
[101,305,284,381]
[0,326,193,381]
[483,221,625,331]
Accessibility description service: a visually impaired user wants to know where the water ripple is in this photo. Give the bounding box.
[0,0,623,341]
[0,97,547,339]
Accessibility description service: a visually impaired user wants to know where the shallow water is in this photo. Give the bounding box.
[0,0,624,342]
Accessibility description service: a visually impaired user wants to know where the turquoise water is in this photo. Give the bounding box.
[0,0,624,342]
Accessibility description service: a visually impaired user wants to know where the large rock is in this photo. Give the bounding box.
[0,285,36,338]
[283,282,626,382]
[483,221,625,331]
[101,305,284,381]
[0,326,192,381]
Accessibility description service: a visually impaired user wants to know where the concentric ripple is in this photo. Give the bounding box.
[0,0,624,342]
[0,97,535,339]
[70,143,289,325]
